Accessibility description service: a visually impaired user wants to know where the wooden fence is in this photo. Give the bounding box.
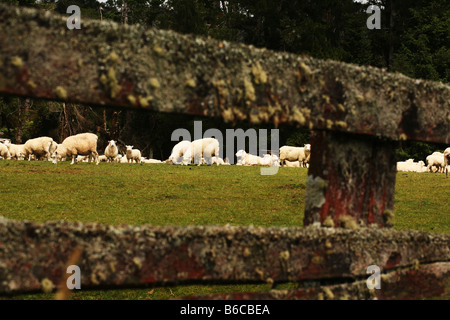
[0,4,448,299]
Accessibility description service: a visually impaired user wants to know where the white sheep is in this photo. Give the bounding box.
[4,141,26,160]
[24,136,56,161]
[283,160,301,168]
[76,155,88,162]
[118,154,128,163]
[183,138,219,166]
[426,152,445,173]
[279,144,311,167]
[235,151,244,165]
[104,140,119,163]
[0,142,11,160]
[211,156,225,165]
[98,155,108,162]
[142,158,162,164]
[397,159,427,172]
[444,147,450,178]
[50,144,67,162]
[126,145,141,163]
[258,154,279,166]
[52,133,99,165]
[235,150,278,167]
[235,150,261,166]
[167,140,192,165]
[263,154,280,167]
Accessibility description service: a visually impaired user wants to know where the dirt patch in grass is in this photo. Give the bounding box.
[277,183,306,190]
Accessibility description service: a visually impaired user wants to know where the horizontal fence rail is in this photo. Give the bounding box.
[0,4,449,144]
[184,262,450,300]
[0,218,449,299]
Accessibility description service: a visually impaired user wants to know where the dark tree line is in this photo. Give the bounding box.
[0,0,448,160]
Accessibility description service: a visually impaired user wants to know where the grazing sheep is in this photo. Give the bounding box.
[4,141,26,160]
[444,147,450,178]
[24,136,56,161]
[426,152,445,173]
[104,140,119,162]
[279,144,311,167]
[184,138,219,166]
[126,145,141,163]
[167,140,192,165]
[49,145,67,162]
[52,133,99,165]
[0,142,11,160]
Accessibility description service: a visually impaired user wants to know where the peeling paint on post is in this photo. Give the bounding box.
[305,130,397,228]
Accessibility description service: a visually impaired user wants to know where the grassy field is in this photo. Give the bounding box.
[0,160,448,299]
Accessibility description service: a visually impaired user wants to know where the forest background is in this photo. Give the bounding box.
[1,0,448,161]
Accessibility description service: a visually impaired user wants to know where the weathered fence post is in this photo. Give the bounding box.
[304,130,397,228]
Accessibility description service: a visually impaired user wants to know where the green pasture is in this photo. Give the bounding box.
[0,161,448,300]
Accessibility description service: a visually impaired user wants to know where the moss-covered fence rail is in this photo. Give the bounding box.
[0,4,449,299]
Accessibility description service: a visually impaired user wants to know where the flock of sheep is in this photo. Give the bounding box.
[1,133,449,177]
[166,138,311,168]
[397,149,450,177]
[0,133,161,165]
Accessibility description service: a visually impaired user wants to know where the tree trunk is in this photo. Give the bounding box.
[15,99,23,144]
[121,1,128,25]
[388,0,395,68]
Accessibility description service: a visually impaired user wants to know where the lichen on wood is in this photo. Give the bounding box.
[0,218,448,296]
[0,3,448,143]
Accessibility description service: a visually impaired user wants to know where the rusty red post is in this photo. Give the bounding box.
[304,130,397,228]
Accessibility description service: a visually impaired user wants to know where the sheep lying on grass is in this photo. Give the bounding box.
[396,159,427,173]
[141,158,162,164]
[117,154,128,163]
[283,160,301,168]
[235,150,261,165]
[235,150,279,166]
[263,154,280,167]
[52,133,99,165]
[212,156,228,165]
[126,145,141,163]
